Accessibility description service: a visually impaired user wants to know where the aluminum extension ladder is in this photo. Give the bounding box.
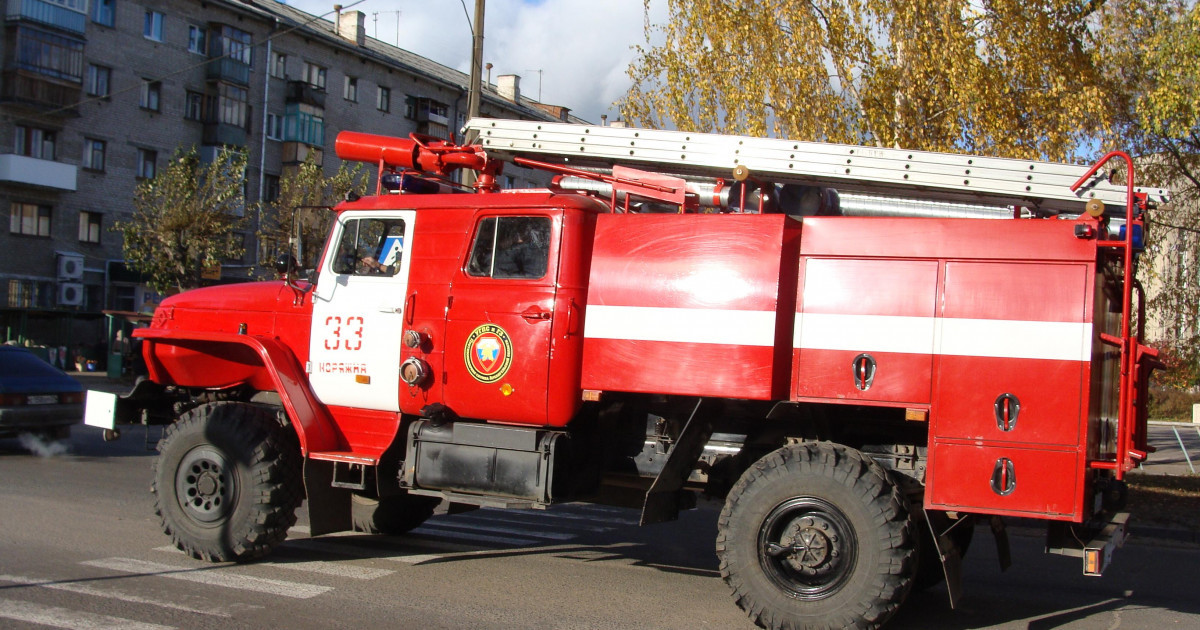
[464,118,1171,216]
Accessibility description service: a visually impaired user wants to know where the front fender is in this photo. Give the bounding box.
[135,329,339,454]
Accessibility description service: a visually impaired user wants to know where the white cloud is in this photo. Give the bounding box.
[285,0,667,124]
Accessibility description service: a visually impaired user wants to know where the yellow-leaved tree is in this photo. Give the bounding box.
[621,0,1123,161]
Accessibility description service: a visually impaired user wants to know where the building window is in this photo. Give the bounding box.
[302,62,326,90]
[405,95,416,119]
[13,27,83,82]
[377,86,390,112]
[137,149,157,179]
[15,126,56,160]
[79,211,101,243]
[266,113,283,140]
[208,82,249,128]
[83,138,106,171]
[283,102,324,145]
[187,25,207,55]
[85,64,110,97]
[144,10,163,41]
[343,76,358,102]
[269,51,286,79]
[9,202,51,237]
[185,91,204,121]
[263,174,280,202]
[214,25,252,65]
[91,0,114,26]
[140,80,161,111]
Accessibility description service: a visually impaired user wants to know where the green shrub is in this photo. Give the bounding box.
[1148,386,1200,421]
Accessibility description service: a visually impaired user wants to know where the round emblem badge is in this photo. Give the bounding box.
[464,323,514,383]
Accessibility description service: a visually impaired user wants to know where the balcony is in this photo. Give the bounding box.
[206,57,250,86]
[0,154,77,191]
[202,122,248,147]
[5,0,87,35]
[282,110,324,146]
[0,70,80,113]
[285,80,326,108]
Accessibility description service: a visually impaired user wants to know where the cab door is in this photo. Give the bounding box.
[309,210,415,411]
[443,212,560,426]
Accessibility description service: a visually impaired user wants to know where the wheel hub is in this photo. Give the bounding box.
[175,445,232,524]
[758,497,858,600]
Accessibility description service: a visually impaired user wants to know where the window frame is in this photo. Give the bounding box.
[343,76,358,102]
[143,10,164,41]
[91,0,115,27]
[465,216,552,280]
[82,138,106,171]
[303,62,327,90]
[14,125,56,160]
[187,25,207,55]
[137,148,157,179]
[377,86,390,112]
[85,64,110,98]
[265,112,283,141]
[140,79,161,111]
[269,51,287,79]
[9,202,52,238]
[79,210,102,243]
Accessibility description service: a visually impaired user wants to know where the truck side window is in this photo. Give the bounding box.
[331,218,406,276]
[466,216,550,280]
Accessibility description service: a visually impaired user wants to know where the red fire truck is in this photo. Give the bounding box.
[87,119,1169,629]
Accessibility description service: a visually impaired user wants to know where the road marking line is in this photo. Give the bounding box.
[448,511,615,532]
[411,525,544,546]
[150,548,394,580]
[0,597,175,630]
[0,574,232,618]
[418,521,577,541]
[80,558,330,600]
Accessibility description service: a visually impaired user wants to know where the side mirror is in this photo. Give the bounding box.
[274,253,299,276]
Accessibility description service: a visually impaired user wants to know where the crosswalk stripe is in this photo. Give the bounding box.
[283,539,451,564]
[411,524,543,546]
[417,520,577,541]
[151,548,394,581]
[80,558,330,600]
[451,511,616,532]
[0,597,175,630]
[0,574,233,618]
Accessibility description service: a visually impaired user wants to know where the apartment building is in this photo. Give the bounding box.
[0,0,578,357]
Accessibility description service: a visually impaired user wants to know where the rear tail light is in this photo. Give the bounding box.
[0,394,24,405]
[61,392,86,404]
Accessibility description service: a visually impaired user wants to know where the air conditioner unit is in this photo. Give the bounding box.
[57,254,84,280]
[58,282,84,307]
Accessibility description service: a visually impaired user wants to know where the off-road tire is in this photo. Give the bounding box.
[152,402,303,562]
[351,493,440,535]
[717,442,916,630]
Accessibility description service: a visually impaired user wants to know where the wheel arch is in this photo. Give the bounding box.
[137,328,340,455]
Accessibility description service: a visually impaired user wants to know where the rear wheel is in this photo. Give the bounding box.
[351,493,440,535]
[152,402,303,562]
[717,442,916,630]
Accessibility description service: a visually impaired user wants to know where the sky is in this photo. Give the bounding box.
[285,0,668,124]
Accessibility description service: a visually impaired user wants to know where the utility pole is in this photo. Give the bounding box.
[464,0,485,145]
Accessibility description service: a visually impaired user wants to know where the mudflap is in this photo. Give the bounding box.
[924,510,968,608]
[640,398,713,526]
[990,515,1012,572]
[304,459,352,536]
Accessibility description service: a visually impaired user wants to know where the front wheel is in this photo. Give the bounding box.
[152,402,303,562]
[717,442,916,630]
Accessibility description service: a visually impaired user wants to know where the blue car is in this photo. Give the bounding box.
[0,346,84,441]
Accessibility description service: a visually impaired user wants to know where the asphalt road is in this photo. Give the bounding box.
[1,426,1199,630]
